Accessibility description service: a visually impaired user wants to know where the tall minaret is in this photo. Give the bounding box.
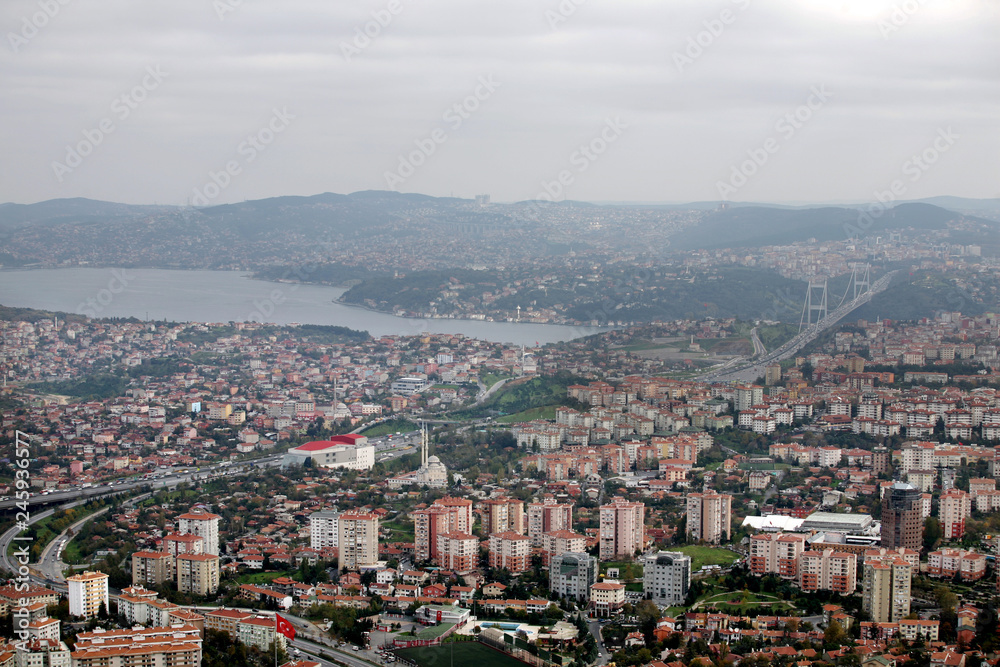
[421,422,428,468]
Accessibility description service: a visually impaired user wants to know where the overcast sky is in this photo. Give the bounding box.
[1,0,997,206]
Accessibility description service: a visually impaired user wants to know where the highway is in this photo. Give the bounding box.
[0,456,285,591]
[696,270,898,384]
[35,505,115,583]
[749,326,766,357]
[0,454,284,512]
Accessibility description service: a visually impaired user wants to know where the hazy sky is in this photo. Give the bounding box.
[2,0,997,206]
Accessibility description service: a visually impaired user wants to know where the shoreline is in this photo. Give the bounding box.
[329,294,606,331]
[0,266,612,340]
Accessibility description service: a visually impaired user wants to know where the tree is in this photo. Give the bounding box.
[923,517,942,552]
[934,585,958,614]
[824,619,847,647]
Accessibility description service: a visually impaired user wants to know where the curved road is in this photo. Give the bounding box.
[1,457,284,589]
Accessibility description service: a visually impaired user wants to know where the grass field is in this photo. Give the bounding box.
[383,518,416,542]
[496,406,558,423]
[675,545,740,572]
[360,419,418,437]
[396,642,527,667]
[415,623,455,640]
[695,590,794,614]
[480,373,512,390]
[236,571,292,585]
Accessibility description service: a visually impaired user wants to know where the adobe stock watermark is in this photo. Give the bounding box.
[843,126,959,239]
[673,0,751,73]
[877,0,925,39]
[545,0,587,30]
[534,117,629,203]
[51,65,168,183]
[7,0,74,54]
[190,107,295,206]
[340,0,414,61]
[716,85,833,199]
[384,75,501,189]
[213,0,246,21]
[512,116,629,230]
[12,430,36,651]
[78,269,135,318]
[244,263,317,323]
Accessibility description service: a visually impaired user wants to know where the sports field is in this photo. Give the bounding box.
[395,642,527,667]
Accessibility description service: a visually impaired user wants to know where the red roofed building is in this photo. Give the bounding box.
[284,436,374,471]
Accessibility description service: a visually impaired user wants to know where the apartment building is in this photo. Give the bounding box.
[939,489,972,540]
[642,551,691,606]
[749,533,806,579]
[863,555,912,623]
[308,510,340,549]
[928,548,987,581]
[540,530,588,566]
[67,572,108,620]
[131,551,173,587]
[437,532,479,574]
[71,624,202,667]
[414,497,474,563]
[337,512,379,570]
[798,549,857,594]
[176,553,221,595]
[686,492,732,544]
[527,498,573,547]
[488,531,532,574]
[177,508,221,557]
[550,552,598,604]
[599,498,645,560]
[480,498,525,535]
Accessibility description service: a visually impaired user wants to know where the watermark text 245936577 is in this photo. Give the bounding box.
[12,431,37,647]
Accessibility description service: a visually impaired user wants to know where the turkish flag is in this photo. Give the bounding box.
[276,614,296,641]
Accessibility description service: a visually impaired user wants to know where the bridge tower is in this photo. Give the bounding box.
[836,262,873,308]
[852,262,871,299]
[799,279,828,333]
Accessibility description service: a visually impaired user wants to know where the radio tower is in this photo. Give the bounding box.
[799,279,828,333]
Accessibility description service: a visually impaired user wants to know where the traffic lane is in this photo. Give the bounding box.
[0,456,283,511]
[294,638,380,667]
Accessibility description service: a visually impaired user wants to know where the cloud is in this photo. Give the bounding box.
[1,0,997,205]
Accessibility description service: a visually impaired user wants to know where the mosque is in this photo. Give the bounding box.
[386,423,448,489]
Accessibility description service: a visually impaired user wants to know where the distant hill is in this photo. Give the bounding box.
[194,190,476,239]
[667,202,975,251]
[0,198,172,230]
[904,196,1000,212]
[2,191,996,271]
[850,270,995,321]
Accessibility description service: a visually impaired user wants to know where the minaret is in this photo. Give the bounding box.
[421,422,428,469]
